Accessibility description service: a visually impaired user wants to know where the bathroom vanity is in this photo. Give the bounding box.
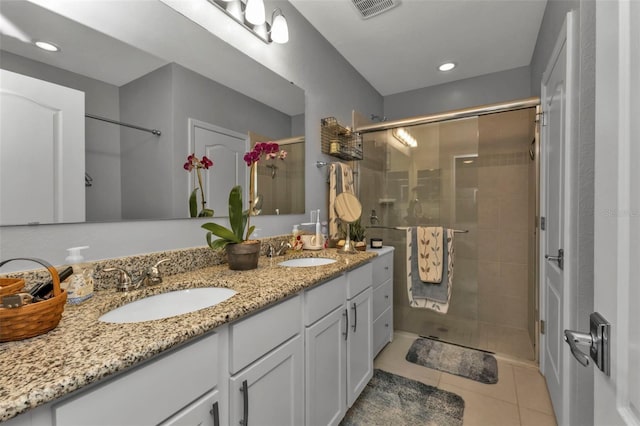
[1,247,393,426]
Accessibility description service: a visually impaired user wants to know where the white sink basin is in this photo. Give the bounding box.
[278,258,337,267]
[99,287,237,324]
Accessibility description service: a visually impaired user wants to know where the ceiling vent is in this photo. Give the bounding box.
[351,0,400,19]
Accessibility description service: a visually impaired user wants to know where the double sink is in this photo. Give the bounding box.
[99,257,337,324]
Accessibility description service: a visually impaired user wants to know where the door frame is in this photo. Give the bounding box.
[538,10,579,426]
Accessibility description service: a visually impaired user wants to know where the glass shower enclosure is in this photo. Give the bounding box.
[358,106,538,361]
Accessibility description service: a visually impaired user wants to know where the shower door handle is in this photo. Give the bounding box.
[545,248,564,269]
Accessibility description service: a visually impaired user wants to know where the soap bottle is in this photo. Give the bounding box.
[65,246,94,305]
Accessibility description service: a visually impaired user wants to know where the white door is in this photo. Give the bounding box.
[188,119,246,217]
[0,70,85,225]
[593,1,640,424]
[539,11,577,425]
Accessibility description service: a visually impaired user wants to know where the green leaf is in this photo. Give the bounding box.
[245,225,255,240]
[189,189,198,218]
[201,222,242,243]
[228,185,244,241]
[206,232,230,250]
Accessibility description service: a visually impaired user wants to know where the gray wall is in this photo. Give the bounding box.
[383,66,531,120]
[529,1,596,425]
[0,51,122,222]
[119,64,174,220]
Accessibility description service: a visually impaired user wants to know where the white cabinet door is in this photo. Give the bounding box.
[305,306,347,426]
[160,389,220,426]
[229,335,303,426]
[346,287,373,407]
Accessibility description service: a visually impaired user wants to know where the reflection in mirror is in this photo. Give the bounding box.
[334,192,362,254]
[0,0,305,226]
[249,133,305,216]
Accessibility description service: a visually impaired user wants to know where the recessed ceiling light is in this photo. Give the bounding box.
[35,41,60,52]
[438,62,456,72]
[463,160,474,164]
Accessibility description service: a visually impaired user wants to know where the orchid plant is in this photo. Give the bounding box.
[184,153,214,217]
[243,142,287,240]
[201,142,286,249]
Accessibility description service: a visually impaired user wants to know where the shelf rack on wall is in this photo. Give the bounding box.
[320,117,363,161]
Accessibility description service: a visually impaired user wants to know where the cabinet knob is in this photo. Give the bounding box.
[384,266,389,270]
[385,323,389,327]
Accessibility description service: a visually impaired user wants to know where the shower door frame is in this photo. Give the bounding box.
[354,97,541,361]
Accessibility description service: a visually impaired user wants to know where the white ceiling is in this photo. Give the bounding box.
[289,0,547,96]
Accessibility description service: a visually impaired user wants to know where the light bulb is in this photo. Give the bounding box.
[245,0,265,25]
[35,41,60,52]
[270,11,289,44]
[438,62,456,72]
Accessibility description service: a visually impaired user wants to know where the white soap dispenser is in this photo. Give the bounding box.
[65,246,94,305]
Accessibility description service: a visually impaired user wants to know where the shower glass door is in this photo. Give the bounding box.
[359,107,536,360]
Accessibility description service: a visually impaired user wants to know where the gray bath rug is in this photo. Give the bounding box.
[340,369,464,426]
[406,337,498,384]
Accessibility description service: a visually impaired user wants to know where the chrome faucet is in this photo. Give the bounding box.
[104,259,170,292]
[267,241,292,257]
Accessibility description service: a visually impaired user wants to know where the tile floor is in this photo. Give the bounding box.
[374,331,557,426]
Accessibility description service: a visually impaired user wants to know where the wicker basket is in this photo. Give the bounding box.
[0,258,67,342]
[0,277,25,296]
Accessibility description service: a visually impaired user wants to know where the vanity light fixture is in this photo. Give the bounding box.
[209,0,289,44]
[392,128,417,148]
[35,40,60,52]
[438,62,456,72]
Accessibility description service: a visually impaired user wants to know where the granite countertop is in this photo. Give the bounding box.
[0,249,377,422]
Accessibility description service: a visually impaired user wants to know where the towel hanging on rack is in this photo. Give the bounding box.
[406,227,455,313]
[417,226,444,283]
[328,162,354,240]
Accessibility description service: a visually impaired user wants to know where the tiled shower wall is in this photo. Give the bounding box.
[476,108,536,330]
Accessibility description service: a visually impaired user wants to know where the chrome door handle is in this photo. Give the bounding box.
[352,302,357,333]
[545,248,564,269]
[563,329,591,367]
[563,312,610,375]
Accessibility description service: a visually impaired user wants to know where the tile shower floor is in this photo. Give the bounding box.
[374,331,557,426]
[399,312,536,361]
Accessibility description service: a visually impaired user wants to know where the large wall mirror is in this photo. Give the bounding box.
[0,0,305,226]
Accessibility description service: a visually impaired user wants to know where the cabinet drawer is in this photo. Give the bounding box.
[347,263,373,299]
[230,295,302,374]
[373,307,393,357]
[373,279,392,320]
[373,252,392,287]
[54,332,219,426]
[304,275,346,326]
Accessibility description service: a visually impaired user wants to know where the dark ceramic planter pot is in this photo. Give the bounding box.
[226,240,261,270]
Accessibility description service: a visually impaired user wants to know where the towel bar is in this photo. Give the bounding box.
[366,226,468,234]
